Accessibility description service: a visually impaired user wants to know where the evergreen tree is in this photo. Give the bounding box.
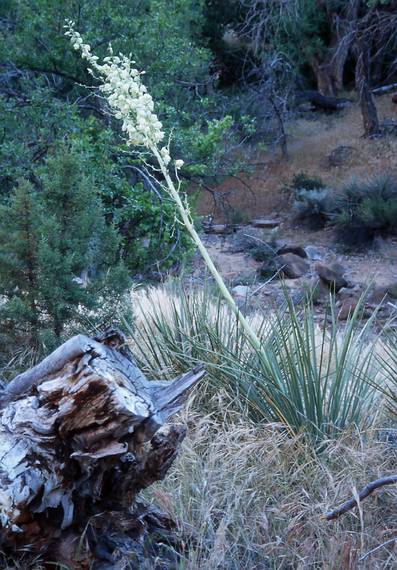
[0,146,130,364]
[0,179,43,347]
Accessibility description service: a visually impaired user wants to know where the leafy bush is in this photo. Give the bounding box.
[289,171,331,229]
[291,172,326,191]
[118,184,194,274]
[129,284,380,442]
[332,175,397,247]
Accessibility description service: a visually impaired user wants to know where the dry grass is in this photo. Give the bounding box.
[150,399,397,569]
[196,95,397,221]
[133,283,397,567]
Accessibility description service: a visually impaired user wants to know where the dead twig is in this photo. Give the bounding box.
[324,475,397,521]
[359,537,397,561]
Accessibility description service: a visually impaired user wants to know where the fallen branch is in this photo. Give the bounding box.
[324,475,397,521]
[359,537,397,561]
[295,90,352,112]
[372,82,397,95]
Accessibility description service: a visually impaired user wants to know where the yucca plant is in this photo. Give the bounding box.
[129,284,380,442]
[66,26,381,442]
[374,330,397,418]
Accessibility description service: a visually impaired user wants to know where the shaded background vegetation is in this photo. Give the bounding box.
[1,0,397,361]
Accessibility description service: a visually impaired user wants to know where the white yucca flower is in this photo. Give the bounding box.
[65,20,164,150]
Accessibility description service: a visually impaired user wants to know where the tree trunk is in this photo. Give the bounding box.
[329,0,361,92]
[309,0,360,96]
[355,37,380,137]
[310,56,336,96]
[0,329,205,568]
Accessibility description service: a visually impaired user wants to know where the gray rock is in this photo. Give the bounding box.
[251,218,280,229]
[328,145,357,168]
[232,285,251,298]
[336,295,361,320]
[275,253,310,279]
[304,245,325,261]
[315,261,348,292]
[303,277,331,304]
[338,285,362,301]
[367,283,397,305]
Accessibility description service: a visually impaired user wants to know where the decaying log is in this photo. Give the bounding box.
[0,329,205,567]
[294,90,352,112]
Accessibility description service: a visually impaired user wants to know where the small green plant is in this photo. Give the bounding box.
[293,187,333,229]
[291,171,325,191]
[290,172,331,229]
[333,175,397,247]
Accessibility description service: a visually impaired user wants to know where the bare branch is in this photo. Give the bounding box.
[324,475,397,521]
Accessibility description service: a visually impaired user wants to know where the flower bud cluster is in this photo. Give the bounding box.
[65,20,165,149]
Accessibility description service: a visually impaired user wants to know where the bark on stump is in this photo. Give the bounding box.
[0,330,205,568]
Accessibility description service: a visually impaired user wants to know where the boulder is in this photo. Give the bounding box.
[315,261,348,292]
[336,296,360,320]
[338,285,362,301]
[327,145,357,168]
[276,244,307,258]
[304,245,326,261]
[367,282,397,305]
[232,285,251,298]
[275,253,310,279]
[305,277,331,304]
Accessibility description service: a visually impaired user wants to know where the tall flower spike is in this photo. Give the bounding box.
[65,22,282,426]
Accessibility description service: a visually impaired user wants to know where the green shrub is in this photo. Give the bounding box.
[117,183,194,275]
[333,175,397,247]
[290,172,332,229]
[291,172,325,191]
[129,284,380,443]
[293,187,333,229]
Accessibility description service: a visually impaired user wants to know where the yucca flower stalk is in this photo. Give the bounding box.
[64,21,266,359]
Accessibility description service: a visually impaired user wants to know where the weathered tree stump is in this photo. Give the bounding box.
[0,330,205,568]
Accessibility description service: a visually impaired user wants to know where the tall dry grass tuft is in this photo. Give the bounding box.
[148,400,397,569]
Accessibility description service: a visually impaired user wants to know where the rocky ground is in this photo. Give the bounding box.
[189,217,397,323]
[189,94,397,323]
